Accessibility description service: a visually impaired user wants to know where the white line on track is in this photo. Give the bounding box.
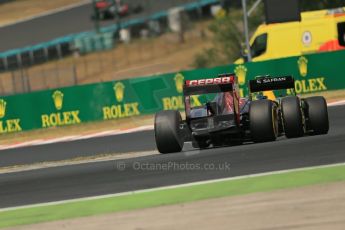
[0,150,159,175]
[328,99,345,107]
[1,162,344,212]
[0,125,154,151]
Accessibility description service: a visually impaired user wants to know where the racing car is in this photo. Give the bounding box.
[154,74,329,154]
[92,0,143,20]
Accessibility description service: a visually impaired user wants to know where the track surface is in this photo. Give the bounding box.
[0,0,201,52]
[0,130,155,168]
[0,105,344,208]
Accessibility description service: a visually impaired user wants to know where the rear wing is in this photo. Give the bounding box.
[249,76,295,93]
[183,74,235,96]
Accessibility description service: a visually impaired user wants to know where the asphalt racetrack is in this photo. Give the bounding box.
[0,105,344,208]
[0,130,155,168]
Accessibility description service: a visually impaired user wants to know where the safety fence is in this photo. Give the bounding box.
[0,28,207,96]
[0,50,344,134]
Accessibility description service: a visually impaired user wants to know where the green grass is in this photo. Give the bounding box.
[1,164,345,228]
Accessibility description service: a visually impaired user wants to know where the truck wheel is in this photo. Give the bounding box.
[250,100,278,142]
[154,110,184,154]
[281,96,304,138]
[305,96,329,135]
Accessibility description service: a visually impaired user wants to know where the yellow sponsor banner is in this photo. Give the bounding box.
[102,82,141,120]
[41,111,81,128]
[41,90,82,128]
[288,77,327,94]
[103,103,140,120]
[0,99,22,134]
[0,119,22,134]
[162,95,202,110]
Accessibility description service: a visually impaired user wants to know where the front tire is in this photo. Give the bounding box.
[281,96,304,138]
[154,110,184,154]
[250,100,278,142]
[304,96,329,135]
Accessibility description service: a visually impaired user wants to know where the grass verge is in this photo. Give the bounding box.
[1,164,345,228]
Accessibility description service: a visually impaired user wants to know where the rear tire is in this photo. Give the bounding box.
[304,96,329,135]
[154,110,184,154]
[250,100,278,142]
[281,96,304,138]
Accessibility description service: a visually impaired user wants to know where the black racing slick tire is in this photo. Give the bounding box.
[154,110,184,154]
[250,100,278,142]
[281,96,304,138]
[304,96,329,135]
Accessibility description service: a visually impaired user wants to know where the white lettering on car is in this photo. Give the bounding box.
[186,77,234,86]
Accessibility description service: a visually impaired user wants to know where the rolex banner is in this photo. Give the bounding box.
[1,50,345,134]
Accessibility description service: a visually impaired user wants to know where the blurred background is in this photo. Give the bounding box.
[0,0,344,96]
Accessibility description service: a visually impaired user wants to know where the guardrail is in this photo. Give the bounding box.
[0,0,219,72]
[0,50,344,134]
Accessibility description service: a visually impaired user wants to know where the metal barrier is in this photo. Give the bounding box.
[0,27,205,95]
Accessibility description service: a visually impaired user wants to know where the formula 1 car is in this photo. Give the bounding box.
[154,74,329,154]
[92,0,143,20]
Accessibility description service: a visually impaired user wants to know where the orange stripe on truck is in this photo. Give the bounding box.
[318,40,345,52]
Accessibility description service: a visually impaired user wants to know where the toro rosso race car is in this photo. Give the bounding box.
[154,74,329,154]
[92,0,143,20]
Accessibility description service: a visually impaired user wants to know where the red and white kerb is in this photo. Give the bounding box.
[185,76,234,86]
